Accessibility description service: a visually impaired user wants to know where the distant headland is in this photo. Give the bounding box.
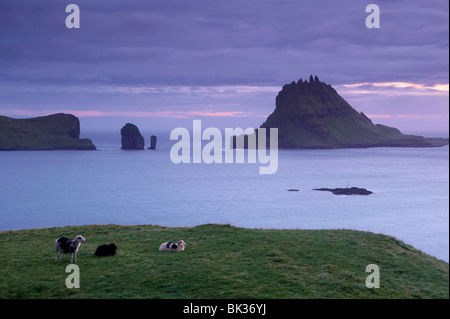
[0,113,96,151]
[234,76,449,149]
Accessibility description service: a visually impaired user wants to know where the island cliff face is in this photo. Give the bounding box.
[0,113,96,150]
[237,76,448,149]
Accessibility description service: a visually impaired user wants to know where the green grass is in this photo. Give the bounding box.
[0,224,448,299]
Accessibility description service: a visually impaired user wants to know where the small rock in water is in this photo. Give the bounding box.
[314,187,373,195]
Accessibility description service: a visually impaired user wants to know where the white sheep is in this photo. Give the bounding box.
[55,235,86,263]
[159,240,186,252]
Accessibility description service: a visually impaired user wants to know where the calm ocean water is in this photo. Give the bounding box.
[0,131,448,262]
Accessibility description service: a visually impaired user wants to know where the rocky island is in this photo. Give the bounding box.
[234,76,449,149]
[314,187,373,196]
[0,113,96,150]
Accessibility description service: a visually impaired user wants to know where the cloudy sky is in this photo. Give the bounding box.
[0,0,448,135]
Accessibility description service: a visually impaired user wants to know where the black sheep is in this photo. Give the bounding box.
[94,243,118,256]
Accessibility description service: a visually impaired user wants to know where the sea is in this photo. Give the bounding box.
[0,131,448,262]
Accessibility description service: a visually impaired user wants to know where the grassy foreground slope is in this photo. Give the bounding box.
[0,224,448,299]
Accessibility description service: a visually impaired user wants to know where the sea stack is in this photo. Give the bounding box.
[148,135,157,150]
[121,123,145,150]
[234,76,449,149]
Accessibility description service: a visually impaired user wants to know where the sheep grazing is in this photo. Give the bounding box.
[95,243,118,256]
[159,240,186,252]
[55,235,86,263]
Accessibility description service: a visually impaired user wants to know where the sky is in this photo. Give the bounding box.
[0,0,448,136]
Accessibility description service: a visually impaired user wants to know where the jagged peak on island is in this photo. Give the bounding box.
[0,113,96,150]
[234,76,449,149]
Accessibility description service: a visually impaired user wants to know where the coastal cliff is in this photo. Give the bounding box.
[0,113,96,150]
[235,76,448,149]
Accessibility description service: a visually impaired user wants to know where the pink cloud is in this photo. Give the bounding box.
[180,111,248,117]
[341,82,449,91]
[367,114,443,119]
[338,82,449,97]
[366,114,393,119]
[396,114,442,118]
[0,109,252,118]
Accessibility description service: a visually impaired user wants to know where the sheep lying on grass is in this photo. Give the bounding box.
[159,240,186,252]
[94,243,118,256]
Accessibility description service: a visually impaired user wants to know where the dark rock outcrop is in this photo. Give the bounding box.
[314,187,373,195]
[148,135,157,150]
[234,76,449,149]
[121,123,145,150]
[0,113,96,150]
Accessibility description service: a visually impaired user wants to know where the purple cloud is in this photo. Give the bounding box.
[0,0,448,133]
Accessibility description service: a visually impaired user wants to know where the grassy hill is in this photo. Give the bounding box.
[0,224,447,299]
